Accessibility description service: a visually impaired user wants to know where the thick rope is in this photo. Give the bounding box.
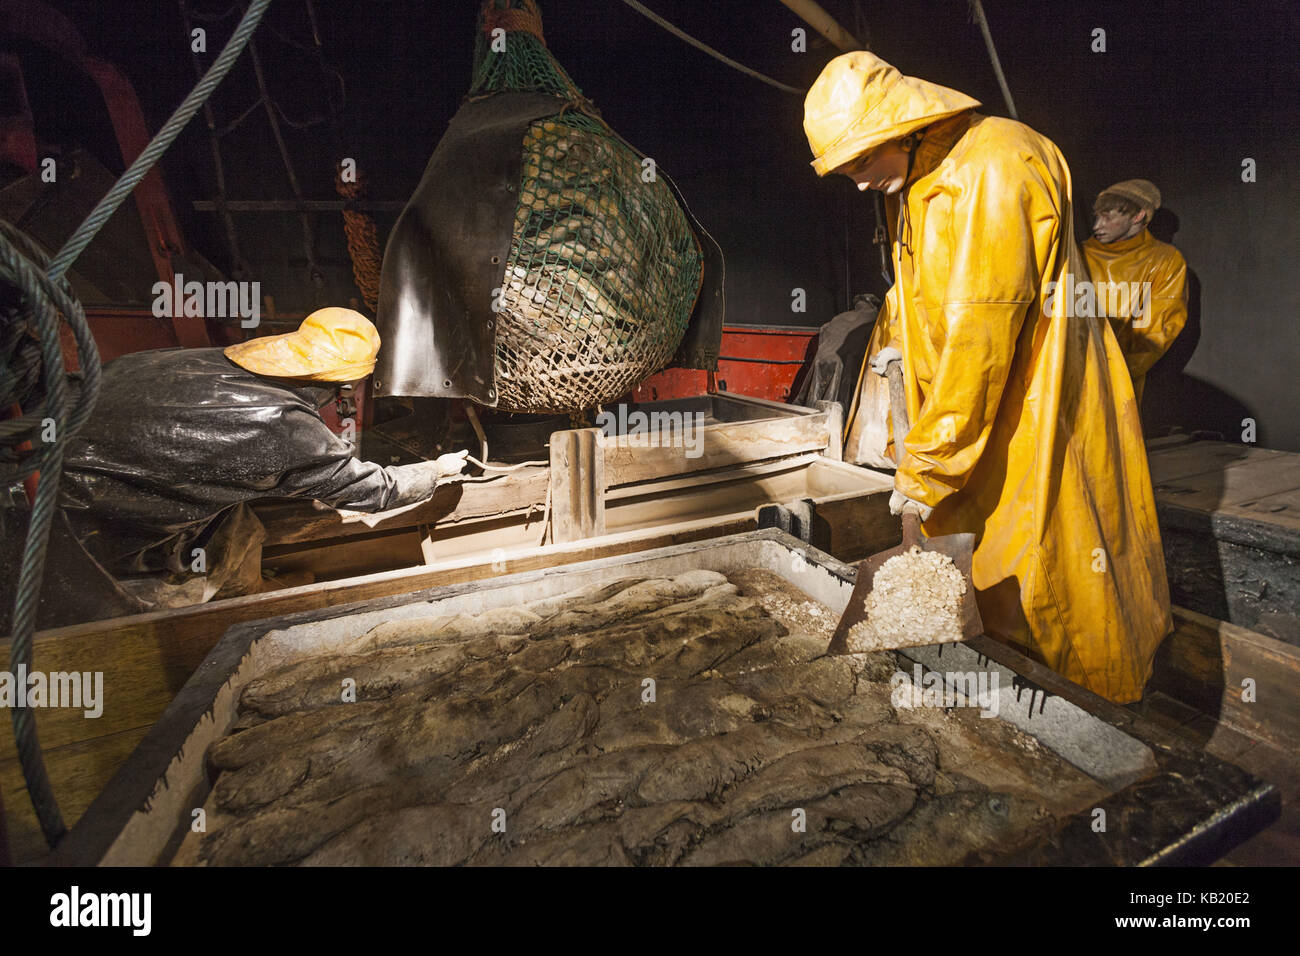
[0,224,97,477]
[482,0,546,44]
[0,223,97,849]
[335,166,382,313]
[2,230,93,850]
[7,0,273,850]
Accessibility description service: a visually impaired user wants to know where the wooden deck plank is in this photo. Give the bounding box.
[1152,450,1300,513]
[1147,441,1285,483]
[1220,487,1300,535]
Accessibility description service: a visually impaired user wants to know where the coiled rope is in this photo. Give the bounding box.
[4,0,273,849]
[1,223,102,852]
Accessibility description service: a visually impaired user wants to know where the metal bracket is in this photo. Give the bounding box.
[756,497,817,543]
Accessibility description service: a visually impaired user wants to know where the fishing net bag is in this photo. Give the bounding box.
[472,1,704,412]
[373,1,719,414]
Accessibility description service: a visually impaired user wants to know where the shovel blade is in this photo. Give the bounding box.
[828,523,983,654]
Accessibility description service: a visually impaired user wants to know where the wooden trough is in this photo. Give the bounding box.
[52,530,1279,866]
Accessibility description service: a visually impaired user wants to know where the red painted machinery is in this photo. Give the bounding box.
[632,324,819,404]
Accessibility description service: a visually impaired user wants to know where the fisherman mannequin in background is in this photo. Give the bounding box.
[804,52,1172,704]
[1082,179,1189,407]
[0,308,467,629]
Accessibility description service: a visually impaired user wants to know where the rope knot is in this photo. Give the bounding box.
[481,0,546,46]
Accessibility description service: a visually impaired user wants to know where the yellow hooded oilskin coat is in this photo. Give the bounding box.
[1082,230,1189,405]
[809,53,1172,703]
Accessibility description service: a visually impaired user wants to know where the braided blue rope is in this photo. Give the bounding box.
[7,0,273,849]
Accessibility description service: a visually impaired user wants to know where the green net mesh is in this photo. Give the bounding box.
[470,1,704,414]
[469,6,581,99]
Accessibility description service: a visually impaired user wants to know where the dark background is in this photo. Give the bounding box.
[11,0,1300,448]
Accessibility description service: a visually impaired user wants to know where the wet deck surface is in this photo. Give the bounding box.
[1126,689,1300,865]
[1142,438,1300,863]
[1149,438,1300,645]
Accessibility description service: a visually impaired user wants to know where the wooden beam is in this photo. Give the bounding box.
[602,405,829,487]
[776,0,864,52]
[418,524,438,565]
[815,399,843,461]
[549,428,604,543]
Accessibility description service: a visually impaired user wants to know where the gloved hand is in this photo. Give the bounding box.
[383,450,473,508]
[889,488,933,520]
[870,345,902,376]
[436,449,470,477]
[387,459,442,503]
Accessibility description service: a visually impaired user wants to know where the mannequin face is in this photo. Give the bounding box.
[1092,206,1148,243]
[834,141,912,194]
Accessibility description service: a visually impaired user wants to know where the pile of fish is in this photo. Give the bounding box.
[494,117,701,412]
[188,570,1066,866]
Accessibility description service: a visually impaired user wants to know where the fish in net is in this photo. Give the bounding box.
[471,0,704,413]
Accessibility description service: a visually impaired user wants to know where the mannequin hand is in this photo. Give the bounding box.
[435,450,470,477]
[889,488,933,520]
[870,346,902,376]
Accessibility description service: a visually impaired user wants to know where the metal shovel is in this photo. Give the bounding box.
[827,359,983,654]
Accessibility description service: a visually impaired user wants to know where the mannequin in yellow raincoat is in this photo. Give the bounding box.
[1082,179,1189,406]
[805,52,1172,703]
